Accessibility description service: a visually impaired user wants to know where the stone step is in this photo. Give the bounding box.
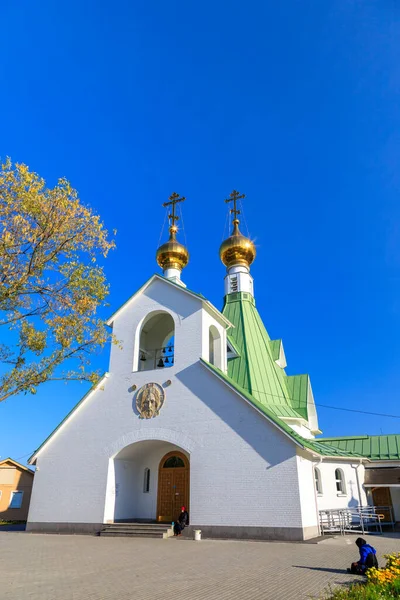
[100,531,165,538]
[99,523,173,539]
[105,524,170,529]
[110,523,171,528]
[102,527,171,533]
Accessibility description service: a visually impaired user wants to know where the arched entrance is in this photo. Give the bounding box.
[103,441,190,525]
[157,451,189,522]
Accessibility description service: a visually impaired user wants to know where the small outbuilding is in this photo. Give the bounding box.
[0,458,34,522]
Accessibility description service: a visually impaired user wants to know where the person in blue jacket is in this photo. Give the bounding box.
[348,538,378,574]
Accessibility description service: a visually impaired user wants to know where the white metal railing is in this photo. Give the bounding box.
[319,506,395,536]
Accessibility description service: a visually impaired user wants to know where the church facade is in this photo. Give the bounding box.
[27,192,400,540]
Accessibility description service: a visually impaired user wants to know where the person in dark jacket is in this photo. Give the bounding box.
[174,506,189,536]
[347,538,378,574]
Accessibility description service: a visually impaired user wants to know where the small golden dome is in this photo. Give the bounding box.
[156,226,189,271]
[220,220,256,268]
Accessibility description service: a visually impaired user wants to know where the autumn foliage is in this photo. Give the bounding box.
[0,159,115,402]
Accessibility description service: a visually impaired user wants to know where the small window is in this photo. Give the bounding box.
[9,491,23,509]
[143,468,150,493]
[230,276,238,292]
[163,456,185,468]
[314,467,323,495]
[335,469,346,494]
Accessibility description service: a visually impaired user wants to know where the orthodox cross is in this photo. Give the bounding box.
[225,190,245,221]
[163,192,186,228]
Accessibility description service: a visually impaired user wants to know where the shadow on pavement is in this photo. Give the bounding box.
[293,565,348,574]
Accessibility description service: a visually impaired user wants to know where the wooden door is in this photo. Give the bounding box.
[158,469,174,521]
[172,468,187,519]
[372,487,393,522]
[157,452,189,522]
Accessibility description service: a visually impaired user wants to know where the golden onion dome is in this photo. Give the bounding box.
[219,220,256,268]
[156,226,189,271]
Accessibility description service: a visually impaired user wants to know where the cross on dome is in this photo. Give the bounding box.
[225,190,245,223]
[163,192,186,232]
[156,192,189,284]
[220,190,256,270]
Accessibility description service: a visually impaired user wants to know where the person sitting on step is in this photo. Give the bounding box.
[174,506,189,537]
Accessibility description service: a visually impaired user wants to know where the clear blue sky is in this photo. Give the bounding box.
[1,0,400,465]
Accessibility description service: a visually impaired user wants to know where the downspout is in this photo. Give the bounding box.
[352,460,363,507]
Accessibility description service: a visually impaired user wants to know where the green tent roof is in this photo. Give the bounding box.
[222,292,310,421]
[316,435,400,461]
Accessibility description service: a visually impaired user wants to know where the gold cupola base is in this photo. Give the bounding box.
[219,220,256,270]
[156,226,189,273]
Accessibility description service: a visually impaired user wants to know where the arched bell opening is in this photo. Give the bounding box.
[134,310,175,372]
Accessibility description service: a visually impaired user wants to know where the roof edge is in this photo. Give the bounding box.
[106,273,233,329]
[0,458,35,473]
[317,436,370,442]
[200,359,306,450]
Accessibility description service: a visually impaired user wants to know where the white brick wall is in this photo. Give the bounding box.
[316,461,367,511]
[296,453,320,529]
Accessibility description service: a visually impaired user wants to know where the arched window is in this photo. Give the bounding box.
[314,467,323,495]
[135,311,175,372]
[209,325,222,369]
[143,468,150,493]
[335,468,346,494]
[163,456,185,468]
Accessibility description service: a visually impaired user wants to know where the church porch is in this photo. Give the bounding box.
[103,440,190,526]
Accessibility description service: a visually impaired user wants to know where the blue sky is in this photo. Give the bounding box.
[1,0,400,465]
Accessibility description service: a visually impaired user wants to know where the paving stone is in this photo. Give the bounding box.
[0,532,399,600]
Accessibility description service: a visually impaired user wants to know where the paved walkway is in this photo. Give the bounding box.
[0,532,399,600]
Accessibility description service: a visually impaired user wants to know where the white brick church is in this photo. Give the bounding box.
[27,192,400,540]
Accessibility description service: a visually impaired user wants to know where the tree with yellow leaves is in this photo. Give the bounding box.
[0,158,115,403]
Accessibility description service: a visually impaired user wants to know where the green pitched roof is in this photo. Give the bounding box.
[286,374,309,420]
[316,435,400,461]
[222,292,308,421]
[227,333,241,357]
[269,339,282,362]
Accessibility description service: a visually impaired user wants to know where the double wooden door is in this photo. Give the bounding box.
[372,487,393,522]
[157,452,189,522]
